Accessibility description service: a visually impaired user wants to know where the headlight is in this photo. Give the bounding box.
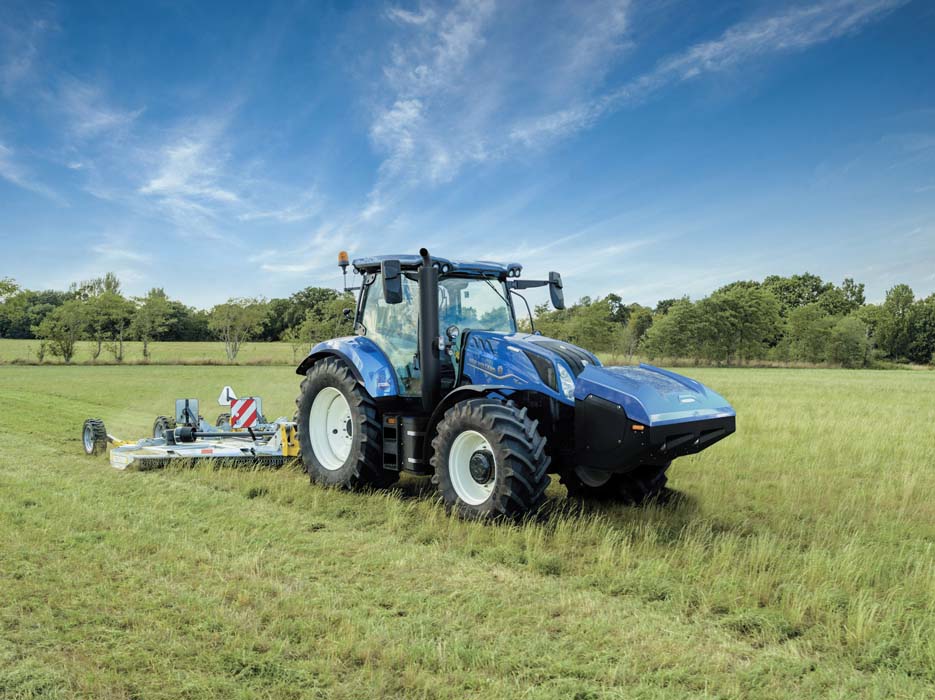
[557,362,576,400]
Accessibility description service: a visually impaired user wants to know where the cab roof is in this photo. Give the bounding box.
[352,255,522,278]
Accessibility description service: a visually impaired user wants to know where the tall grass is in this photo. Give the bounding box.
[1,366,933,698]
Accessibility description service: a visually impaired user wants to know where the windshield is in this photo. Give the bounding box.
[439,277,515,333]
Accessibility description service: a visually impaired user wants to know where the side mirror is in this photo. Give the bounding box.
[382,259,403,304]
[549,271,565,310]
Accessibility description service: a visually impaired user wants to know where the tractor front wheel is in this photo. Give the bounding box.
[561,462,671,504]
[296,357,397,490]
[431,399,551,520]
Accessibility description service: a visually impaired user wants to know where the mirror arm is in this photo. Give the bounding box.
[508,280,548,290]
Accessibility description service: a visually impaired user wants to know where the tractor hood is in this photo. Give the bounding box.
[573,364,735,427]
[509,334,734,427]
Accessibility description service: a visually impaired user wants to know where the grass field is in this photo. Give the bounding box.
[1,366,933,699]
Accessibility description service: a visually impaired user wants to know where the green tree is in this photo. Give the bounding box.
[828,316,870,368]
[787,304,835,363]
[877,284,915,360]
[618,306,653,361]
[654,298,678,316]
[641,299,699,359]
[696,286,781,364]
[818,278,865,316]
[0,277,17,301]
[296,293,355,347]
[282,325,309,364]
[261,297,293,341]
[841,277,866,309]
[164,301,211,341]
[83,291,135,361]
[532,303,572,339]
[907,294,935,365]
[762,273,832,315]
[130,288,173,359]
[208,298,267,361]
[566,298,616,350]
[604,293,630,324]
[713,280,762,295]
[33,300,86,363]
[283,287,341,330]
[70,272,121,300]
[0,289,68,338]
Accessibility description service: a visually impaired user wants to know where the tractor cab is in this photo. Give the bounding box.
[353,258,522,397]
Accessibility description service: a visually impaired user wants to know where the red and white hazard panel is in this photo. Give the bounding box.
[230,397,259,428]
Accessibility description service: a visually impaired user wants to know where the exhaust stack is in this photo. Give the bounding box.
[418,247,440,413]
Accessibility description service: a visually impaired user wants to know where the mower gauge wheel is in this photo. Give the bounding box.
[82,418,108,456]
[152,415,176,439]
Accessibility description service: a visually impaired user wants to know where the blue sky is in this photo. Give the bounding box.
[0,0,933,309]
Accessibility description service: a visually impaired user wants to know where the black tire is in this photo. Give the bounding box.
[560,462,671,505]
[153,415,176,439]
[82,418,107,456]
[215,413,231,428]
[431,399,551,521]
[295,357,397,489]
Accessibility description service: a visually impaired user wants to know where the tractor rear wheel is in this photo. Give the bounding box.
[296,357,397,490]
[561,462,671,504]
[431,399,551,520]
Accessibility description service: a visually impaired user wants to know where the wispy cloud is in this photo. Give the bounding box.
[367,0,901,211]
[370,0,497,187]
[238,188,323,223]
[57,77,143,138]
[385,5,435,26]
[140,133,239,204]
[133,118,242,235]
[0,141,63,202]
[258,226,353,275]
[91,237,150,264]
[365,0,632,209]
[511,0,908,147]
[0,8,55,95]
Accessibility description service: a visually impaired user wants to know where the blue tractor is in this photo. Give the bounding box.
[295,249,735,520]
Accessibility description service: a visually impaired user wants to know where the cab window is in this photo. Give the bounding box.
[359,273,421,395]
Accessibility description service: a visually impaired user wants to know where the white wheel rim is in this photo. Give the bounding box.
[309,387,353,470]
[575,465,612,488]
[449,430,496,506]
[83,425,94,453]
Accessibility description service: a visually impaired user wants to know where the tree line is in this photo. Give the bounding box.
[532,273,935,367]
[0,274,353,363]
[1,271,933,367]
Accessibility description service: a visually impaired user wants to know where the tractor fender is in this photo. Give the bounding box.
[422,384,518,464]
[295,337,399,399]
